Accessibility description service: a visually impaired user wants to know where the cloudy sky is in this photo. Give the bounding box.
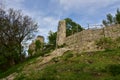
[1,0,120,41]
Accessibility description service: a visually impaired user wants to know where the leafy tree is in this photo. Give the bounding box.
[0,8,38,67]
[107,14,114,24]
[102,20,108,26]
[102,8,120,26]
[48,31,57,47]
[102,14,114,26]
[43,31,57,53]
[116,9,120,24]
[35,40,42,52]
[28,49,34,57]
[64,18,83,36]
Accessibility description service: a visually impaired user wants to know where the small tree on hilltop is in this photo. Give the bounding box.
[35,40,42,52]
[102,8,120,26]
[48,31,57,48]
[116,9,120,24]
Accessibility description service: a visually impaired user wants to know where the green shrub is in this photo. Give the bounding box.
[116,37,120,48]
[62,51,74,61]
[14,74,26,80]
[43,44,56,54]
[106,64,120,76]
[28,49,34,57]
[116,37,120,42]
[96,37,116,50]
[52,57,60,63]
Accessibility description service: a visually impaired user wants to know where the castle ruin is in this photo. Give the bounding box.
[56,20,66,46]
[56,20,120,52]
[29,35,44,56]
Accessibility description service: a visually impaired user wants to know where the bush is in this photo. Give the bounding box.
[106,64,120,76]
[14,74,26,80]
[96,37,116,50]
[62,51,74,61]
[52,57,60,63]
[116,37,120,48]
[58,43,66,48]
[28,49,34,57]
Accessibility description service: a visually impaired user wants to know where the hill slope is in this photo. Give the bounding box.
[1,48,120,80]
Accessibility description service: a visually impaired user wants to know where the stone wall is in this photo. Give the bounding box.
[65,24,120,52]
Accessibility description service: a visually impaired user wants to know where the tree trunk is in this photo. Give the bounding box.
[18,43,23,61]
[9,58,15,66]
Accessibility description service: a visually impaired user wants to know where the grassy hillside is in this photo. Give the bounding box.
[1,48,120,80]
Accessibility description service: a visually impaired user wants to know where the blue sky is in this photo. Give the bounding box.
[1,0,120,41]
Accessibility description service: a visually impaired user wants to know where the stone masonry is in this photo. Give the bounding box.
[56,21,120,52]
[56,20,66,46]
[65,24,120,52]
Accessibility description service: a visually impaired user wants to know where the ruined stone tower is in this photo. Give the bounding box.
[36,36,44,43]
[56,20,66,46]
[29,35,44,56]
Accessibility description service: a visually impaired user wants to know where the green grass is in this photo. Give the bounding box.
[1,48,120,79]
[14,48,120,80]
[0,54,42,79]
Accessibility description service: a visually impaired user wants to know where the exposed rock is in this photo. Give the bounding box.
[1,72,18,80]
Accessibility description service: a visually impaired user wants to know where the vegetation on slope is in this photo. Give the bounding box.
[11,48,120,80]
[1,36,120,80]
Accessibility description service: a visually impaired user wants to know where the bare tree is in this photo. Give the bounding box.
[0,8,38,66]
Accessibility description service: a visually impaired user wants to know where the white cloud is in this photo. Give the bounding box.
[3,0,60,42]
[37,16,59,42]
[50,0,120,28]
[58,0,119,9]
[57,0,120,16]
[4,0,25,9]
[2,0,120,42]
[42,17,59,30]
